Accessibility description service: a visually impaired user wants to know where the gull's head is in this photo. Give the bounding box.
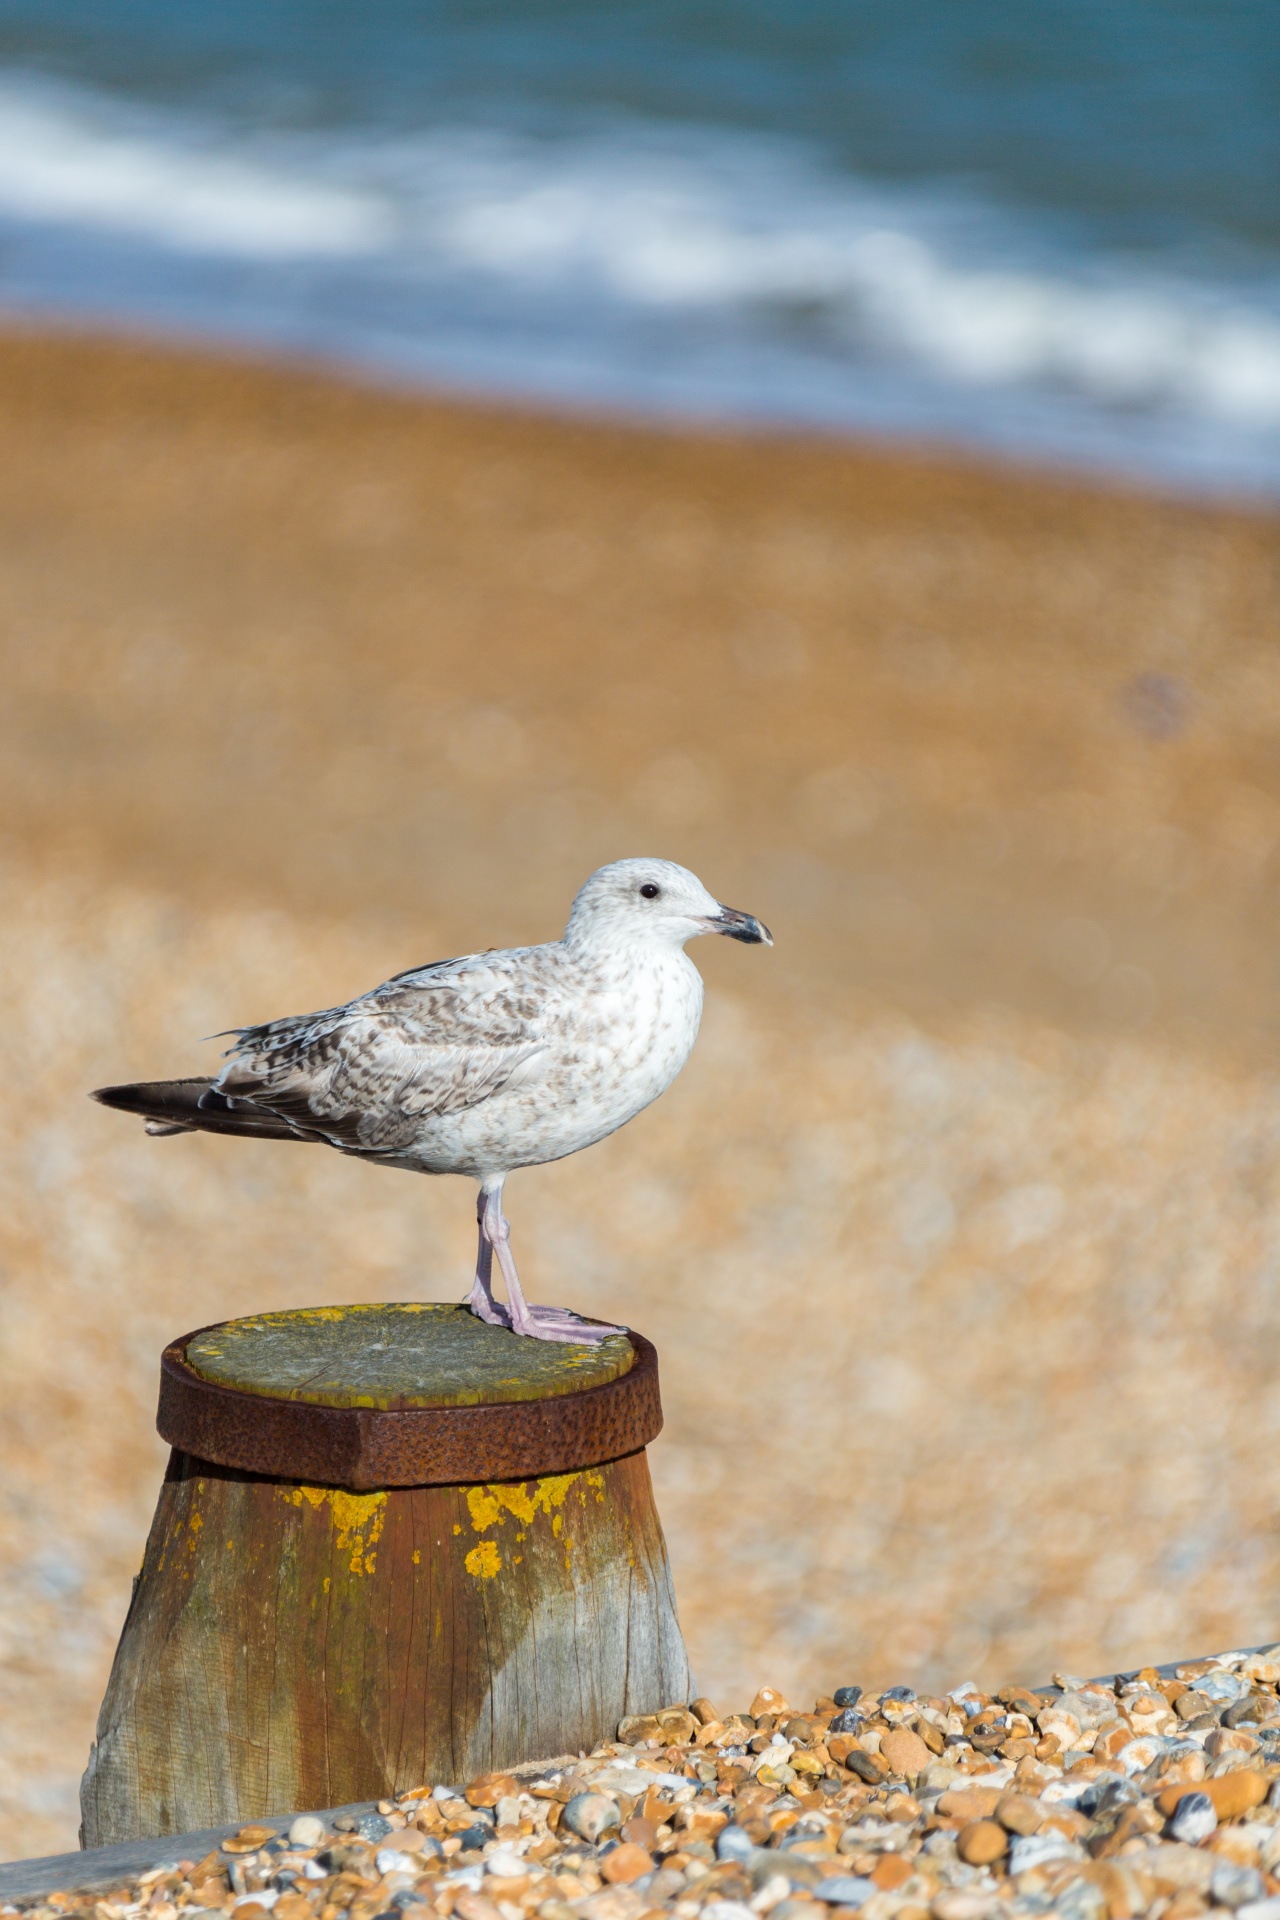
[564,858,773,954]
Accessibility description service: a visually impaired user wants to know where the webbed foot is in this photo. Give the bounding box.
[508,1300,627,1344]
[462,1275,511,1328]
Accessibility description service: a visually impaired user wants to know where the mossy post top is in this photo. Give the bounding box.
[158,1303,662,1490]
[186,1302,636,1411]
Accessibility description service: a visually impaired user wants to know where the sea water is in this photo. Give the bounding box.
[0,0,1277,494]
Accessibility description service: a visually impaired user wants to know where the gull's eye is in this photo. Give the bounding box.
[639,882,661,899]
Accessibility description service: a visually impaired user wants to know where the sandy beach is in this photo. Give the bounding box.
[2,328,1280,1858]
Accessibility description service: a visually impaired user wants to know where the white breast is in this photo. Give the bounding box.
[408,945,704,1178]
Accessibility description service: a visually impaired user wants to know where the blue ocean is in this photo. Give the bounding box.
[0,1,1277,493]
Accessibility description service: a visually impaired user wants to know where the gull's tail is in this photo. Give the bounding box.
[91,1078,316,1143]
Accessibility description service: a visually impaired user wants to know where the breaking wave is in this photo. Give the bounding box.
[1,75,1279,491]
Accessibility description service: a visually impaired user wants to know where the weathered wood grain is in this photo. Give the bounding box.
[81,1446,690,1846]
[83,1306,689,1845]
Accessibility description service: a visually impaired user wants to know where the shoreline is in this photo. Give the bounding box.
[8,313,1280,517]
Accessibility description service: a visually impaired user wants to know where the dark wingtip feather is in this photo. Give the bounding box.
[91,1078,212,1116]
[89,1078,315,1143]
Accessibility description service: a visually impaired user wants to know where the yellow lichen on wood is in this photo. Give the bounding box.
[330,1489,387,1575]
[462,1474,596,1578]
[466,1473,583,1534]
[464,1541,502,1579]
[280,1485,388,1575]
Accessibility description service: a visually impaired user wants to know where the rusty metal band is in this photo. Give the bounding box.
[157,1325,663,1490]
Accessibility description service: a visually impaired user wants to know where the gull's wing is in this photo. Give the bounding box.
[213,951,552,1155]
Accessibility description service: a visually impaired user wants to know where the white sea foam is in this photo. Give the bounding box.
[409,130,1280,424]
[0,75,1278,484]
[0,81,391,256]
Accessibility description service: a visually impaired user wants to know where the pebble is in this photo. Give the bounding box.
[1007,1831,1083,1874]
[993,1792,1041,1835]
[454,1825,495,1854]
[939,1788,1000,1821]
[1170,1789,1218,1842]
[453,1894,503,1920]
[467,1772,520,1808]
[224,1824,278,1854]
[598,1844,653,1884]
[1213,1863,1269,1909]
[1200,1673,1252,1702]
[1160,1770,1270,1820]
[932,1895,1000,1920]
[482,1851,526,1879]
[376,1847,427,1876]
[644,1869,688,1903]
[956,1819,1007,1865]
[813,1876,875,1907]
[878,1726,930,1778]
[562,1793,622,1842]
[34,1655,1280,1920]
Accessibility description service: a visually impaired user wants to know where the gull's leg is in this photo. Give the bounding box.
[481,1183,626,1345]
[462,1183,511,1327]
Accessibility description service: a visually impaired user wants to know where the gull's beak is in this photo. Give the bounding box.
[711,904,773,946]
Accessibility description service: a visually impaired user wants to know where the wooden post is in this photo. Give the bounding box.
[80,1304,690,1848]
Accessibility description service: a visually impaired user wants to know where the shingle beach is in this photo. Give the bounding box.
[3,332,1280,1857]
[16,1662,1280,1920]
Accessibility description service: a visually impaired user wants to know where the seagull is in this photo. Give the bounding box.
[93,858,772,1343]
